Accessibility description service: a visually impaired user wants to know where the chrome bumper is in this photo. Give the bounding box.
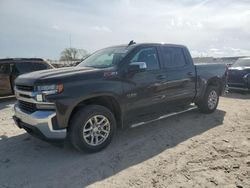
[13,104,66,140]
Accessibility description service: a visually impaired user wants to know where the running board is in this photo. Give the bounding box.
[130,106,197,128]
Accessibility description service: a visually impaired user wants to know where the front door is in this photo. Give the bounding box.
[122,46,168,124]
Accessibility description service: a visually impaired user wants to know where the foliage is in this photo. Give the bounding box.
[60,48,89,61]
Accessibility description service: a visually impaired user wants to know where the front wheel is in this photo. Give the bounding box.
[197,86,219,114]
[68,105,116,153]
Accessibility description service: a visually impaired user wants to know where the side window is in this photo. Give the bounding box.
[130,47,160,71]
[162,47,187,68]
[0,64,10,74]
[31,62,48,71]
[14,62,33,74]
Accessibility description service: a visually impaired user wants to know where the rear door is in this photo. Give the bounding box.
[0,63,12,96]
[160,46,196,106]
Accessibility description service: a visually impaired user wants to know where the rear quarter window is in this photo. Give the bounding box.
[31,62,49,71]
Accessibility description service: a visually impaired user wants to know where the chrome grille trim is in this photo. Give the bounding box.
[15,88,54,105]
[16,85,34,91]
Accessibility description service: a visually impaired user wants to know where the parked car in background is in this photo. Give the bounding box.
[0,58,53,96]
[13,42,227,153]
[227,57,250,91]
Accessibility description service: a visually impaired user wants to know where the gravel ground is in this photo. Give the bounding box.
[0,93,249,188]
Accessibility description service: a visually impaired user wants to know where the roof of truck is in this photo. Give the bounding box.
[108,42,187,49]
[0,58,45,63]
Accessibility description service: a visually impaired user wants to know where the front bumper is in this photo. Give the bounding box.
[13,104,66,140]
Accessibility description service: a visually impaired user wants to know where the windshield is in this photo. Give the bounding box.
[232,59,250,67]
[77,46,130,68]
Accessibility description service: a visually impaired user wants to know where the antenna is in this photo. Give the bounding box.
[128,40,136,46]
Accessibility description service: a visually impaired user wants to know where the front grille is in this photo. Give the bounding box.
[18,100,36,113]
[16,85,34,92]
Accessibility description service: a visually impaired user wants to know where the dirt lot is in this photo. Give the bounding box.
[0,93,249,188]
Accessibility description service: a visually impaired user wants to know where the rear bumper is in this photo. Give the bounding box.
[13,104,66,140]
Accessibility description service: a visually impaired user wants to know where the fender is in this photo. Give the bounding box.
[50,80,124,130]
[194,76,223,104]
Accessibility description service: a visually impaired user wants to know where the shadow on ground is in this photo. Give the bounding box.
[0,98,16,110]
[223,91,250,100]
[0,107,226,188]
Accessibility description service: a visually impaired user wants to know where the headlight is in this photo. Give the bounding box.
[36,84,63,102]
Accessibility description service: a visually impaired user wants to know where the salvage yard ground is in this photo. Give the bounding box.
[0,93,250,188]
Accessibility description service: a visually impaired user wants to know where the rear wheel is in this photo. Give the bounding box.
[68,105,116,153]
[197,86,219,113]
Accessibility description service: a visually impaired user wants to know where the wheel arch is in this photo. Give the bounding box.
[67,94,123,130]
[206,76,223,95]
[195,76,223,105]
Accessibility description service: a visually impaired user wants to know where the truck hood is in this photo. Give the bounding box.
[15,66,100,86]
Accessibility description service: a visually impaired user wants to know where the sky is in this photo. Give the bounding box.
[0,0,250,59]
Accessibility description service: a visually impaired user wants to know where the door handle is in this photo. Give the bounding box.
[156,75,166,80]
[187,72,193,76]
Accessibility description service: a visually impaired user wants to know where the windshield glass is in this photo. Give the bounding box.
[232,59,250,67]
[77,46,130,68]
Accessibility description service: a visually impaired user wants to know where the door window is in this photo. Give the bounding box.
[162,47,187,68]
[130,47,160,71]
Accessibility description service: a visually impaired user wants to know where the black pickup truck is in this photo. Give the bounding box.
[13,42,227,152]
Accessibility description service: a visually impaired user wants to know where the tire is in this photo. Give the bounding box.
[68,105,116,153]
[197,86,219,114]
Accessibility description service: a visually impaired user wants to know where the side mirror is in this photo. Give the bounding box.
[128,62,147,72]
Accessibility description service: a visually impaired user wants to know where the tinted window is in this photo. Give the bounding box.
[130,47,160,70]
[14,62,33,74]
[13,62,48,74]
[31,62,48,71]
[78,46,131,68]
[162,47,187,68]
[0,64,10,74]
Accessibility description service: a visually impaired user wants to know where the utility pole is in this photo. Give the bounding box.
[69,34,72,48]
